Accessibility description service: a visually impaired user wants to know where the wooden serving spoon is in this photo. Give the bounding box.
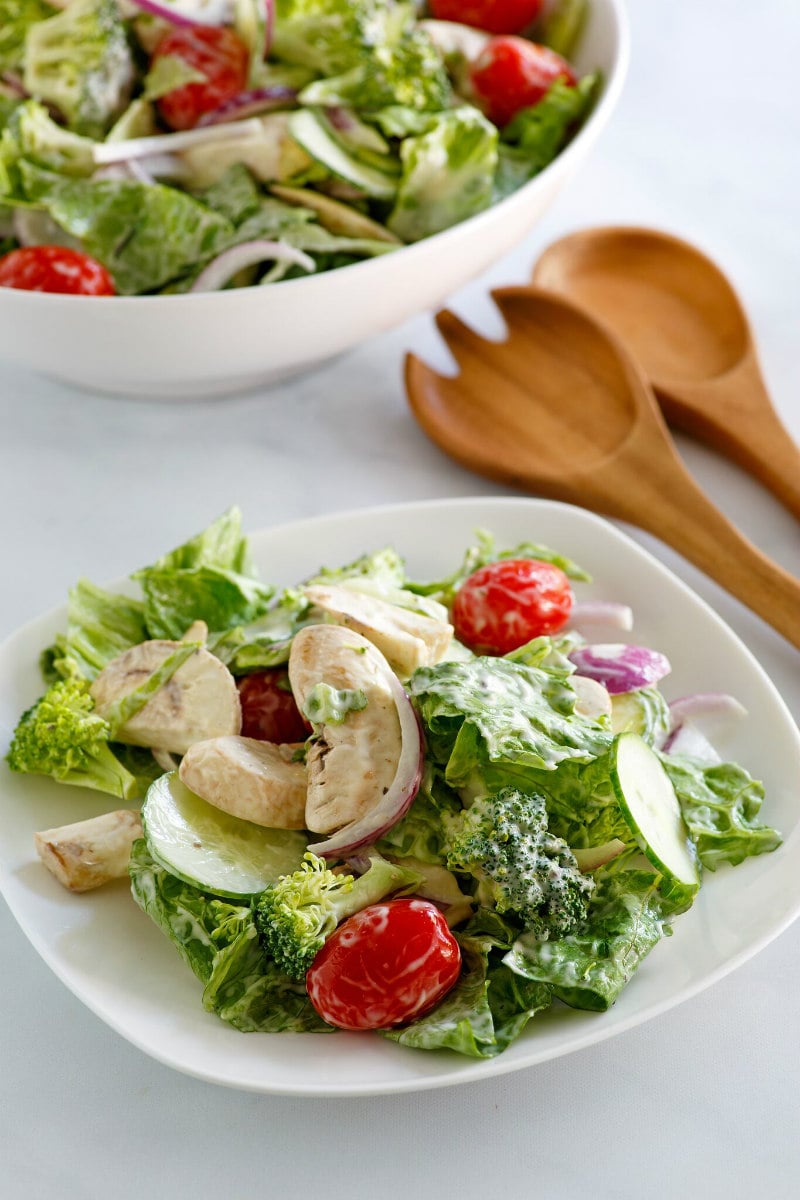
[531,227,800,520]
[405,287,800,649]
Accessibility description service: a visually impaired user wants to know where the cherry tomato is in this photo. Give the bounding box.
[452,558,574,654]
[0,246,115,295]
[152,26,249,131]
[430,0,544,35]
[470,36,577,126]
[306,899,462,1031]
[237,670,309,743]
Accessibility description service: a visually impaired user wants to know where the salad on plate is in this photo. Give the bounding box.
[0,0,599,294]
[4,508,782,1058]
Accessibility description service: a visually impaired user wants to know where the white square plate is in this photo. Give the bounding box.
[1,497,798,1096]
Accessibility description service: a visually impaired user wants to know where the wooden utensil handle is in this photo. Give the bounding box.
[618,467,800,650]
[660,363,800,522]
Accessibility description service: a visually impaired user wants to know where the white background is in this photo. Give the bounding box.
[2,1,799,1196]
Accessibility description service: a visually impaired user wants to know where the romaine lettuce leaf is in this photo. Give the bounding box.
[15,161,235,294]
[129,840,332,1033]
[610,686,671,747]
[387,106,498,243]
[376,764,462,865]
[662,755,782,870]
[132,507,276,639]
[207,587,313,673]
[40,579,148,683]
[495,74,599,201]
[504,869,668,1011]
[409,655,612,787]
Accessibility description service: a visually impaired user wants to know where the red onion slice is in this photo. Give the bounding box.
[311,675,425,860]
[568,643,671,694]
[569,601,634,634]
[667,692,747,729]
[189,240,315,291]
[92,118,262,164]
[125,0,230,28]
[197,85,297,126]
[662,722,722,764]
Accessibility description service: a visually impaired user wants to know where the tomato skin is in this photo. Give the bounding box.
[153,26,249,131]
[237,670,309,743]
[429,0,544,35]
[452,558,574,654]
[306,899,462,1031]
[470,36,577,126]
[0,246,116,295]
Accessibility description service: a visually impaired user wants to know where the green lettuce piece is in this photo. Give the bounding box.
[24,0,134,137]
[302,682,367,725]
[207,587,313,673]
[132,508,275,639]
[197,163,265,226]
[129,840,331,1033]
[387,106,498,243]
[141,54,207,102]
[540,0,589,58]
[408,528,590,605]
[0,101,95,180]
[385,934,550,1058]
[16,161,235,294]
[662,756,782,870]
[376,764,462,865]
[40,579,148,683]
[496,74,599,201]
[0,0,51,73]
[504,869,668,1011]
[409,656,612,787]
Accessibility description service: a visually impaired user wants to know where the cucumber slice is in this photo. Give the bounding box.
[289,109,399,200]
[611,732,700,889]
[142,772,307,899]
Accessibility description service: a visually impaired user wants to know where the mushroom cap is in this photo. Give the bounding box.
[302,584,453,678]
[289,624,403,835]
[178,736,307,829]
[90,639,241,755]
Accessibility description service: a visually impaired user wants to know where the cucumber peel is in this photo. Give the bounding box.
[142,772,307,899]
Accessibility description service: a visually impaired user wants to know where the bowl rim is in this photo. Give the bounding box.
[0,0,630,309]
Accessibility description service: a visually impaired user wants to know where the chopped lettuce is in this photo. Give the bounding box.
[409,655,612,787]
[132,507,275,639]
[388,106,498,243]
[40,579,148,684]
[662,756,782,870]
[0,101,95,181]
[504,869,669,1011]
[129,840,331,1032]
[141,55,208,103]
[23,0,134,137]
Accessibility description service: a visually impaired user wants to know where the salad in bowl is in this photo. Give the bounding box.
[4,507,782,1059]
[0,0,601,296]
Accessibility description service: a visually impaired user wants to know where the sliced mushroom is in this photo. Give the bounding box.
[270,184,402,244]
[178,736,307,829]
[289,625,402,835]
[35,809,143,892]
[302,584,454,678]
[572,674,613,722]
[90,640,241,755]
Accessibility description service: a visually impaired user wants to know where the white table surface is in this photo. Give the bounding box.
[2,1,799,1196]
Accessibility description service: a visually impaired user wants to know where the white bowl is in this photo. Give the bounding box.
[0,0,629,399]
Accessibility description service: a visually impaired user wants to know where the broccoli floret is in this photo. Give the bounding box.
[5,677,138,799]
[445,788,594,939]
[255,852,423,979]
[23,0,134,137]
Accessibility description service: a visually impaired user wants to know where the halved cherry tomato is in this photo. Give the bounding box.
[430,0,544,35]
[0,246,116,295]
[470,36,577,126]
[306,899,462,1031]
[237,669,309,743]
[152,26,249,131]
[452,558,574,654]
